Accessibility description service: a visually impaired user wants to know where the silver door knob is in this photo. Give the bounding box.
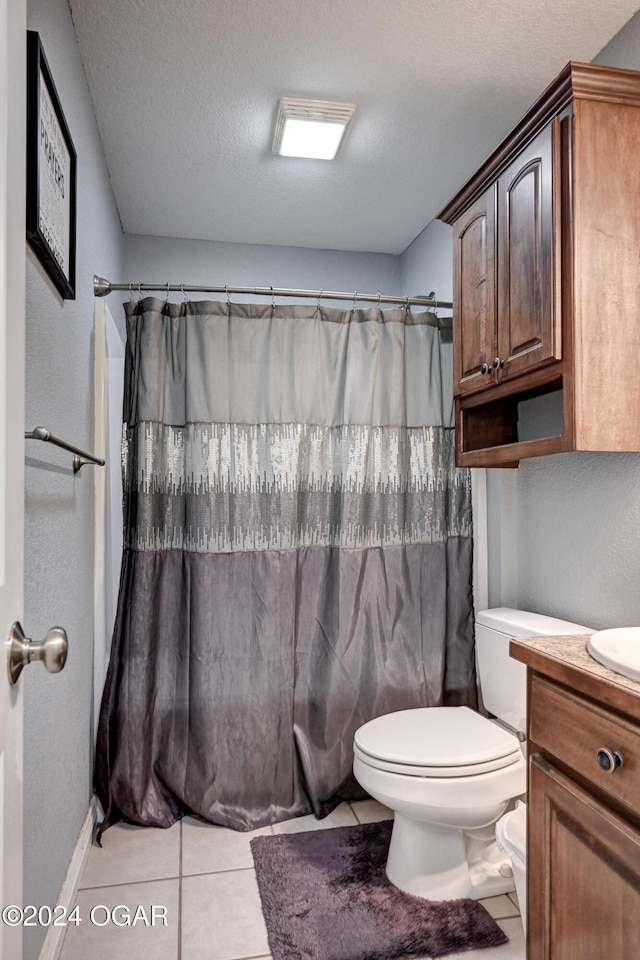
[7,621,68,685]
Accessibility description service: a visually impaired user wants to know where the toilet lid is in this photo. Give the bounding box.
[354,707,521,775]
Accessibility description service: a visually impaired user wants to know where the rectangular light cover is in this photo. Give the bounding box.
[272,98,356,160]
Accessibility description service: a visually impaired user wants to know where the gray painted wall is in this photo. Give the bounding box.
[24,0,123,956]
[514,452,640,628]
[400,219,453,304]
[120,233,402,330]
[593,6,640,69]
[399,219,455,426]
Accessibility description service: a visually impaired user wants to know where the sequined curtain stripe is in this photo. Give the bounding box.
[122,422,470,552]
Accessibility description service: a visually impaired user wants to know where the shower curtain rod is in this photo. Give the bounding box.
[92,275,453,311]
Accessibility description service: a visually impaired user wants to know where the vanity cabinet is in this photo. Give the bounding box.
[439,61,640,466]
[528,755,640,960]
[510,638,640,960]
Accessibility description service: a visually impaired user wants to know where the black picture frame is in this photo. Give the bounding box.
[26,31,77,300]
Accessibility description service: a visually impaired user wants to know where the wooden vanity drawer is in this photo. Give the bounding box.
[530,675,640,812]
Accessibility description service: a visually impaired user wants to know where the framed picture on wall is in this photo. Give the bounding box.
[26,31,77,300]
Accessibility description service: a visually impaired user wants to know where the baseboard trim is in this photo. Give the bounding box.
[39,799,97,960]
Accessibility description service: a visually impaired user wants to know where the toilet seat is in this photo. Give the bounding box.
[354,706,521,778]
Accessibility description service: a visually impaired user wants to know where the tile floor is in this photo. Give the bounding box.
[59,801,524,960]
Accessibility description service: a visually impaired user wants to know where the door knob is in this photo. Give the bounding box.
[7,621,68,685]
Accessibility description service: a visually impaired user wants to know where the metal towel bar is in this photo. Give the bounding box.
[25,426,105,474]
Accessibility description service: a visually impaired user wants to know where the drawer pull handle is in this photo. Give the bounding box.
[596,748,624,773]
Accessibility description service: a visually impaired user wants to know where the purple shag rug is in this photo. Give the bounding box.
[250,820,509,960]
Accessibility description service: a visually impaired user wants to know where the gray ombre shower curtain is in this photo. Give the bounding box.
[95,296,476,833]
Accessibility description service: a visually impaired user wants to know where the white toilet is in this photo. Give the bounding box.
[353,607,588,903]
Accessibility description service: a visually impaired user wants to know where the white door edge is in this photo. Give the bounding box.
[0,2,27,959]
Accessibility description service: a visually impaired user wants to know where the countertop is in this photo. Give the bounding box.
[510,633,640,719]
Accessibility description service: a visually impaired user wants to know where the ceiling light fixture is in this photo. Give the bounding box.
[272,98,356,160]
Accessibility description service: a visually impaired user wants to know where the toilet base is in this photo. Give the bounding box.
[385,812,516,901]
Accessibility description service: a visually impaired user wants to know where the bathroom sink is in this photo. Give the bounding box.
[587,628,640,683]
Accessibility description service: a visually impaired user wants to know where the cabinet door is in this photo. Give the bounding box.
[528,754,640,960]
[452,185,497,396]
[497,121,561,380]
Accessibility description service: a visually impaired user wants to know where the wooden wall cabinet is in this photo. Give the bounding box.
[453,123,560,399]
[511,642,640,960]
[439,61,640,466]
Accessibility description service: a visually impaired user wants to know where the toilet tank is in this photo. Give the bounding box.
[475,608,589,735]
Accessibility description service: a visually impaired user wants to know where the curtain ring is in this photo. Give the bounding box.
[404,296,410,313]
[137,282,143,303]
[377,292,382,307]
[270,286,276,311]
[353,291,358,310]
[317,288,323,308]
[165,281,170,302]
[128,281,134,303]
[181,283,189,302]
[225,284,231,306]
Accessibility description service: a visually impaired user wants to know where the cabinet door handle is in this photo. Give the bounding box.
[480,362,489,375]
[596,747,624,773]
[492,357,505,369]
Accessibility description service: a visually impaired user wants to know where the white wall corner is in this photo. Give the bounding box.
[38,799,97,960]
[498,470,518,607]
[484,469,519,608]
[471,468,489,612]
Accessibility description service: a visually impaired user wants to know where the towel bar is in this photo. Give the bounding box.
[25,426,105,473]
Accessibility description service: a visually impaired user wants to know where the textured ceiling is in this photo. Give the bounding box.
[69,0,640,254]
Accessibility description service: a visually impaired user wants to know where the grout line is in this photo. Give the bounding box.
[182,865,256,880]
[498,915,525,934]
[79,874,179,891]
